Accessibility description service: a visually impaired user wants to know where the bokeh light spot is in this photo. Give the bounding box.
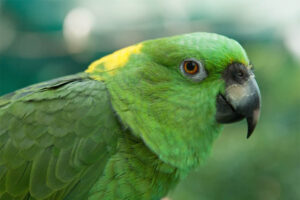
[63,7,95,53]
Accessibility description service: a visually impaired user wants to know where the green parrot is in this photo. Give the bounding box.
[0,32,261,200]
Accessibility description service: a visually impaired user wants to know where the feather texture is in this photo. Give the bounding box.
[0,32,252,200]
[0,73,120,199]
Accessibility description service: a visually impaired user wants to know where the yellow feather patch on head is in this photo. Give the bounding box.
[85,43,143,80]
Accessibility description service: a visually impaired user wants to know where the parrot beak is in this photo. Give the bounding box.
[216,63,261,138]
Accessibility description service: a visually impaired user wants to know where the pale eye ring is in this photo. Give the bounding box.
[180,59,207,82]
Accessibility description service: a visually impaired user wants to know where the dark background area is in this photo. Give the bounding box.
[0,0,299,199]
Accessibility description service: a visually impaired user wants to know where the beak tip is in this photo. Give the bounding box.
[246,108,260,139]
[247,128,254,139]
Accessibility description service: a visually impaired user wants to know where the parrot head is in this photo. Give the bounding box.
[86,32,261,169]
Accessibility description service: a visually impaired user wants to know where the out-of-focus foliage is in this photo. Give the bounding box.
[0,0,299,200]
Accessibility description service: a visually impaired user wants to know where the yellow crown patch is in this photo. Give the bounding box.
[86,43,143,80]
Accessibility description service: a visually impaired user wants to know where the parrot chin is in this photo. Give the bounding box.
[215,62,261,138]
[216,94,244,123]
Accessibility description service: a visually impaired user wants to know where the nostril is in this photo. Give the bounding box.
[233,70,248,83]
[223,62,250,84]
[236,71,244,78]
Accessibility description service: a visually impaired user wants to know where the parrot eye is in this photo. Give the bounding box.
[184,61,199,74]
[180,59,207,82]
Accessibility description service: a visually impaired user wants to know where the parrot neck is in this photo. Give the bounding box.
[85,40,223,169]
[106,71,223,170]
[88,131,185,200]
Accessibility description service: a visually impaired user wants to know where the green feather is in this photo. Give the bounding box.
[0,32,250,199]
[6,162,31,196]
[0,73,120,199]
[30,148,53,199]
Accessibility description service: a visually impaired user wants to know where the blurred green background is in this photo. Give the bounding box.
[0,0,299,200]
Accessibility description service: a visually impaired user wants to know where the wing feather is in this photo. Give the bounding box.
[0,73,120,199]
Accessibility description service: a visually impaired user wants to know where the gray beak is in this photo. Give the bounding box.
[216,63,261,138]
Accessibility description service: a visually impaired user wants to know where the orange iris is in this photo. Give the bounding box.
[184,61,199,75]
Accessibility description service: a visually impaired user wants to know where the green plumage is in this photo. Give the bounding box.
[0,74,121,199]
[0,32,251,199]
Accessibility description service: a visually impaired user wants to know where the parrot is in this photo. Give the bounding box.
[0,32,261,200]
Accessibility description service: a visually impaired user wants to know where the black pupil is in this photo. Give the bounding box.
[186,62,196,71]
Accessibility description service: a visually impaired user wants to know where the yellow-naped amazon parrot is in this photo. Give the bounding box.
[0,32,261,200]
